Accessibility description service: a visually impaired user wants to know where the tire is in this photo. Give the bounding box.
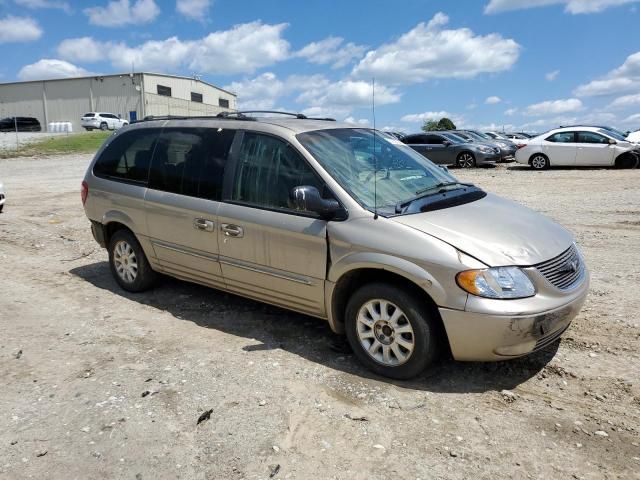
[0,204,3,213]
[84,127,92,131]
[456,152,476,168]
[615,153,638,169]
[100,122,108,131]
[530,154,549,170]
[108,229,157,292]
[345,283,440,380]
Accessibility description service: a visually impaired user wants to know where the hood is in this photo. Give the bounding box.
[393,193,573,266]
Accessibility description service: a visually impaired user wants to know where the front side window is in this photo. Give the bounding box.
[297,128,459,215]
[576,131,609,144]
[546,132,575,143]
[232,132,324,211]
[93,128,161,183]
[149,128,235,201]
[425,134,444,144]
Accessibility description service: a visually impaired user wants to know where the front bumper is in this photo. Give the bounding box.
[439,276,589,361]
[476,153,500,165]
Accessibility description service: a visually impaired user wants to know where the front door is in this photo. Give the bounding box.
[144,127,236,288]
[217,131,328,316]
[575,131,615,166]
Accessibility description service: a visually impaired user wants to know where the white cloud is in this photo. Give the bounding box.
[224,72,286,110]
[352,12,520,85]
[295,36,366,69]
[17,58,92,80]
[504,108,518,116]
[608,92,640,109]
[524,98,583,116]
[400,111,463,125]
[84,0,160,27]
[0,16,42,43]
[13,0,70,11]
[485,96,502,104]
[176,0,211,20]
[545,70,560,81]
[485,0,640,14]
[189,22,290,74]
[59,22,290,75]
[574,51,640,96]
[297,79,400,108]
[621,113,640,125]
[57,37,106,63]
[343,117,370,126]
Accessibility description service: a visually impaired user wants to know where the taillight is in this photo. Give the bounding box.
[81,181,88,205]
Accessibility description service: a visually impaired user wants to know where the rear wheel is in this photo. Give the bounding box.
[100,122,108,131]
[456,152,476,168]
[345,283,440,379]
[530,154,549,170]
[108,229,157,292]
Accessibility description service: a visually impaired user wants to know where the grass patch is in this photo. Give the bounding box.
[0,131,112,158]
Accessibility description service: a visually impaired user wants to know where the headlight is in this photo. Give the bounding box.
[478,146,493,153]
[496,142,508,148]
[456,267,535,299]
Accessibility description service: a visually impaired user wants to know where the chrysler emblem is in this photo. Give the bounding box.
[560,259,578,274]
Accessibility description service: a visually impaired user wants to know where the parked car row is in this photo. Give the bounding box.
[399,129,518,168]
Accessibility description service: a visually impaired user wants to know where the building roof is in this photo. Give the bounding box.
[0,72,236,97]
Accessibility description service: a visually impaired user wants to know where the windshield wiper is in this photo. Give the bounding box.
[395,182,473,214]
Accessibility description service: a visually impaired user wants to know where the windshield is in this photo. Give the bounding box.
[297,128,458,215]
[465,131,491,141]
[599,128,626,141]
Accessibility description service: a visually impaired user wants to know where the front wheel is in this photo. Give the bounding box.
[345,283,440,379]
[108,230,157,292]
[456,152,476,168]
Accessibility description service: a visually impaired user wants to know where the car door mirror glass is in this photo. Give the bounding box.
[608,138,616,145]
[289,186,341,220]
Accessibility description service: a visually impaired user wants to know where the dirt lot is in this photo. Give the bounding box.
[0,154,639,480]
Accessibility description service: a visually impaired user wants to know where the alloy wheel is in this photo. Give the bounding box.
[531,155,547,169]
[458,153,475,168]
[356,299,415,366]
[113,240,138,283]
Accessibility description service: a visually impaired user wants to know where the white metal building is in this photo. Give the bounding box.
[0,72,237,132]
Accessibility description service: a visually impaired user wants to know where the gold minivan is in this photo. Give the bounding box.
[82,113,589,379]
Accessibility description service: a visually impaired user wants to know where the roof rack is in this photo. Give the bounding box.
[135,111,336,123]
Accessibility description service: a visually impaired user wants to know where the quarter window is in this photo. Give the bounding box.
[576,131,609,144]
[93,128,161,183]
[232,132,323,211]
[148,128,235,201]
[546,132,575,143]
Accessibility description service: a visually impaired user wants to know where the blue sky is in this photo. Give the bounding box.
[1,0,640,132]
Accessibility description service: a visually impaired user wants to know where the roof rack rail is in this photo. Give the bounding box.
[219,110,335,121]
[134,111,337,123]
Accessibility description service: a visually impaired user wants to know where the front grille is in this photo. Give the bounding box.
[534,244,584,290]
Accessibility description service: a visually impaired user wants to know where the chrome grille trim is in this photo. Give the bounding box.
[534,244,584,291]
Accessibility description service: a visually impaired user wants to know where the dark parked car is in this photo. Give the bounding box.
[0,117,41,132]
[454,130,517,162]
[402,132,500,168]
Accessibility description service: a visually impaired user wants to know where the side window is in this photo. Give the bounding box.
[576,131,608,144]
[232,132,324,211]
[546,132,575,143]
[425,135,443,144]
[148,127,235,201]
[93,128,160,183]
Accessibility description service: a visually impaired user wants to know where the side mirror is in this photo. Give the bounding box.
[442,140,451,147]
[289,186,341,220]
[608,138,616,145]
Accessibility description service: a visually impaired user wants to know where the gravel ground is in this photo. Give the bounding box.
[0,154,639,480]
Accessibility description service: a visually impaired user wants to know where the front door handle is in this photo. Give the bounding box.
[221,223,244,238]
[194,218,215,232]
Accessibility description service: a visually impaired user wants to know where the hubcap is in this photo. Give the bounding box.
[459,154,474,168]
[532,156,546,169]
[356,299,415,366]
[113,240,138,283]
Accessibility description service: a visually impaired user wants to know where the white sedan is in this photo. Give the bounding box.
[515,127,639,169]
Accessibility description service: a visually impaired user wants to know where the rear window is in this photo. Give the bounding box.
[93,128,161,183]
[83,113,94,118]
